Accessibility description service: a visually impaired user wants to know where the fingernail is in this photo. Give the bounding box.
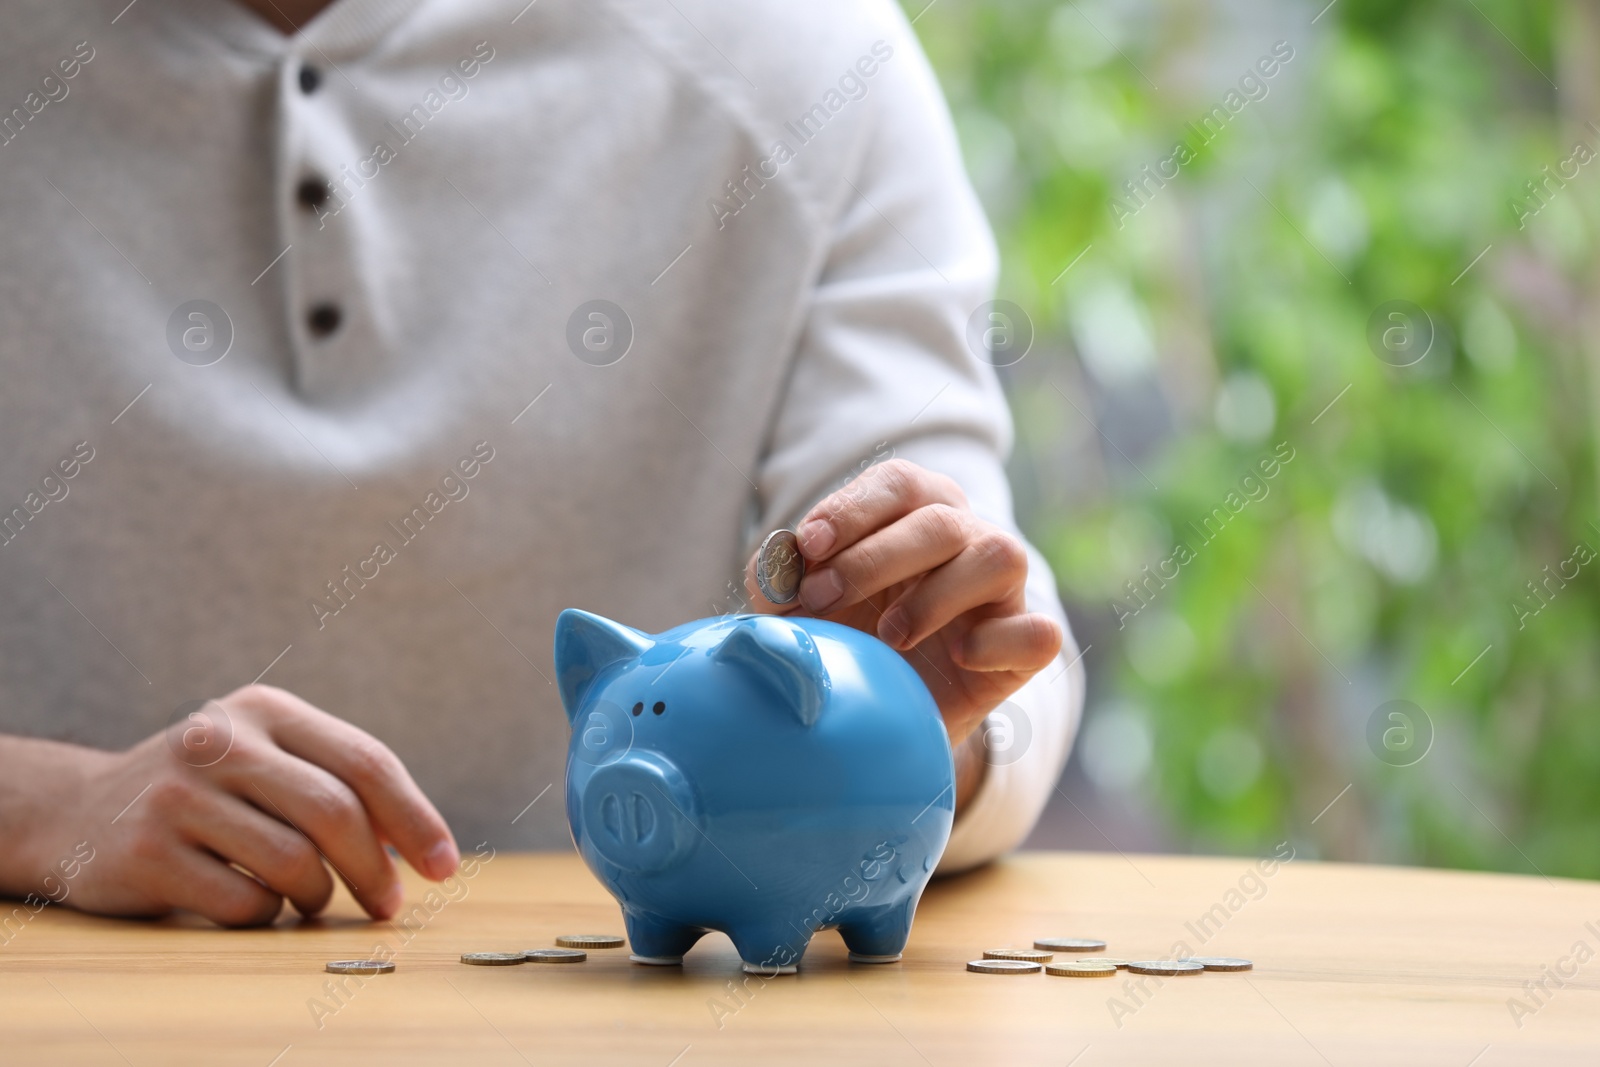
[797,519,834,558]
[426,840,460,880]
[878,607,909,648]
[953,632,975,668]
[799,568,844,613]
[378,880,405,919]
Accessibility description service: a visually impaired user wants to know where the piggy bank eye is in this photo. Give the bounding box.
[631,702,643,716]
[652,701,666,715]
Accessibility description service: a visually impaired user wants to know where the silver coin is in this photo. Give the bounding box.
[756,529,805,605]
[526,948,588,963]
[1127,960,1205,976]
[554,934,624,949]
[1190,956,1253,972]
[1045,960,1118,978]
[325,959,394,975]
[1033,938,1106,952]
[966,959,1042,974]
[983,948,1053,962]
[460,952,527,966]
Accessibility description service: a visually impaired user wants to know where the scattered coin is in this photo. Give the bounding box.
[1190,957,1253,972]
[967,959,1043,975]
[460,952,527,966]
[1095,958,1132,969]
[526,948,588,963]
[755,529,805,605]
[325,960,393,975]
[554,934,626,949]
[1033,938,1106,952]
[1046,960,1118,978]
[1127,960,1205,976]
[983,949,1053,963]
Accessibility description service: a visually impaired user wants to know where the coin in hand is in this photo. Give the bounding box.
[756,529,805,605]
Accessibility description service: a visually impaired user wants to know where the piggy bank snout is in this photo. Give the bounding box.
[580,753,698,872]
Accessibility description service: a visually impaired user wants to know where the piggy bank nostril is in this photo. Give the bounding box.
[630,792,656,841]
[599,792,623,840]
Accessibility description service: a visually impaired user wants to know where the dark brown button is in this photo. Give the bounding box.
[296,177,331,211]
[299,65,321,94]
[307,303,342,338]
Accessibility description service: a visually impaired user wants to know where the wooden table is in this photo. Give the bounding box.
[0,851,1594,1065]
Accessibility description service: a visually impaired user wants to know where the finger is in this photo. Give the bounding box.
[956,613,1064,674]
[155,845,284,928]
[877,531,1030,650]
[237,686,460,882]
[179,789,335,917]
[225,744,404,920]
[795,459,966,563]
[798,503,973,615]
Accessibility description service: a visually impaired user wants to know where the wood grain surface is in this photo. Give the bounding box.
[0,850,1595,1065]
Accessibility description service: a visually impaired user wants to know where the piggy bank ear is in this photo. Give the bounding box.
[713,616,830,727]
[554,609,654,723]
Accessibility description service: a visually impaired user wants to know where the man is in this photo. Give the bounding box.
[0,0,1083,926]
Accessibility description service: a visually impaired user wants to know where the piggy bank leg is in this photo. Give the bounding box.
[837,899,916,963]
[624,911,706,966]
[726,924,812,976]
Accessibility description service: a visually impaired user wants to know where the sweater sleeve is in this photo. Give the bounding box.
[750,1,1084,872]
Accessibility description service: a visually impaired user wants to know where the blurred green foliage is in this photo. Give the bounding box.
[907,0,1600,877]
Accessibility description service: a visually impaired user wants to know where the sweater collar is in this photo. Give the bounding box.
[154,0,429,61]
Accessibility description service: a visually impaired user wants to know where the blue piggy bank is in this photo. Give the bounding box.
[554,609,954,974]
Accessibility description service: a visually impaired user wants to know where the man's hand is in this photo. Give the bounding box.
[746,459,1062,748]
[0,684,458,927]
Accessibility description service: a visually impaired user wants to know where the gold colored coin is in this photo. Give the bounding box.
[325,960,394,975]
[460,952,527,966]
[967,959,1042,974]
[1033,938,1106,952]
[983,949,1053,962]
[554,934,625,949]
[1046,960,1118,978]
[526,948,588,963]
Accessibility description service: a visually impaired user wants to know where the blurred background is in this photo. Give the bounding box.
[901,0,1600,879]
